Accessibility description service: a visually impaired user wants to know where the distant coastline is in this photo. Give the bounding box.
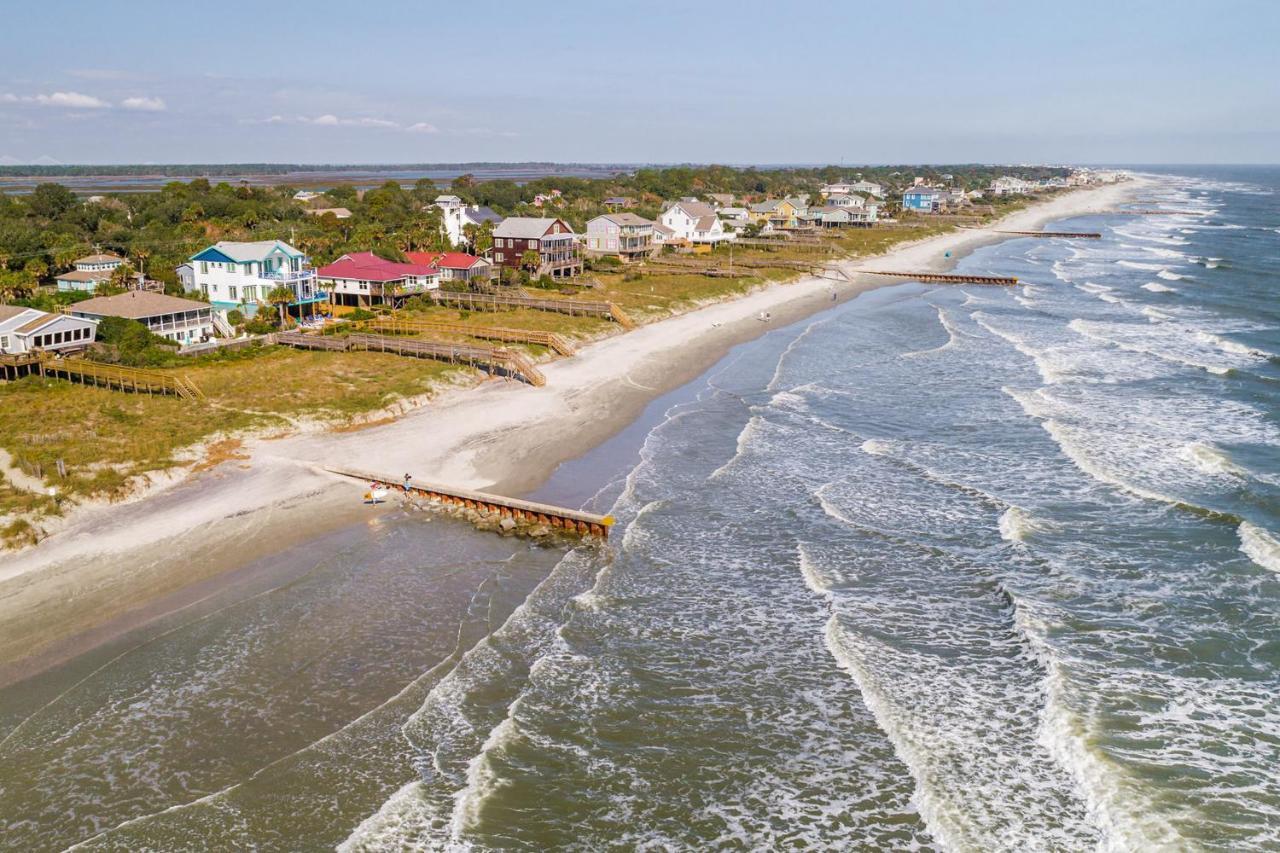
[0,163,637,194]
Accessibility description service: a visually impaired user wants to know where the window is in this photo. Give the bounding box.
[495,252,504,262]
[201,262,208,274]
[1,335,9,350]
[244,286,256,302]
[243,264,251,275]
[229,285,238,301]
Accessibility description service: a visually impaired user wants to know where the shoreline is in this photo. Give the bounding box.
[0,179,1143,683]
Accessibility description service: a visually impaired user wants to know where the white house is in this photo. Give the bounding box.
[988,176,1036,196]
[0,305,97,355]
[659,200,733,244]
[718,206,750,223]
[434,195,504,248]
[189,240,324,317]
[70,292,214,344]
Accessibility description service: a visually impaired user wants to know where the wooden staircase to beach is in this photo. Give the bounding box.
[36,356,206,401]
[276,330,546,387]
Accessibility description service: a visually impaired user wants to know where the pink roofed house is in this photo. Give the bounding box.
[315,252,441,308]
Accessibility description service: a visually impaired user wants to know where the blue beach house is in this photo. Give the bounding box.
[188,240,326,318]
[902,187,943,213]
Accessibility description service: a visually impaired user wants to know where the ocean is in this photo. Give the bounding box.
[1,166,1277,850]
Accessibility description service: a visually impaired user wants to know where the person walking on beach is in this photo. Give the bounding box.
[403,473,413,492]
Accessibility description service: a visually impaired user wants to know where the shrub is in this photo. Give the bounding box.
[226,309,245,327]
[349,308,375,321]
[244,318,275,335]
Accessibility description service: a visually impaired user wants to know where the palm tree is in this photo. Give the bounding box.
[382,279,405,309]
[267,284,295,327]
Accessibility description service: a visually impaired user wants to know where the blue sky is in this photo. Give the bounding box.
[1,0,1277,165]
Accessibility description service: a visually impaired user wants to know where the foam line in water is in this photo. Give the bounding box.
[1239,522,1280,574]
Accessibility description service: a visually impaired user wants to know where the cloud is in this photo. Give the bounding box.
[122,96,166,111]
[254,113,410,130]
[2,90,112,108]
[407,122,440,134]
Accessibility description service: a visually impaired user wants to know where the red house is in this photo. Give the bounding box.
[490,217,582,279]
[315,252,441,307]
[404,251,493,287]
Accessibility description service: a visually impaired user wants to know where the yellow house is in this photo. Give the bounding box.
[748,199,800,230]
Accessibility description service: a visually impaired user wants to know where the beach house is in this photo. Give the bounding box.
[0,305,98,355]
[405,251,493,286]
[70,291,215,344]
[749,199,801,230]
[317,252,441,308]
[988,176,1035,196]
[491,217,583,279]
[55,252,126,293]
[585,213,656,260]
[902,187,944,213]
[435,195,504,248]
[603,196,636,210]
[189,240,325,317]
[659,200,732,244]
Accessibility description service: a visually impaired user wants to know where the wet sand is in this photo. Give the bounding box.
[0,180,1141,684]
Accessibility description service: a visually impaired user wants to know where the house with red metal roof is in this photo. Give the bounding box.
[404,251,493,287]
[315,252,441,308]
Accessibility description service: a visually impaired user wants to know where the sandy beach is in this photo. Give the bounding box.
[0,180,1140,683]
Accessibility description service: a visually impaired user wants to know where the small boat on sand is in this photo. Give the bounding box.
[363,483,390,504]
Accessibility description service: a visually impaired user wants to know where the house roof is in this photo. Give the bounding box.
[0,306,58,336]
[405,251,487,270]
[493,217,574,239]
[669,201,716,219]
[653,223,675,236]
[464,206,503,226]
[74,253,124,265]
[305,207,352,218]
[56,269,114,282]
[750,200,790,213]
[694,215,720,231]
[316,252,439,282]
[591,213,653,227]
[71,291,211,319]
[603,196,634,204]
[191,240,303,264]
[904,187,942,196]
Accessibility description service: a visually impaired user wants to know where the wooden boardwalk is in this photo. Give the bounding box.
[327,466,614,539]
[276,330,546,387]
[5,354,205,400]
[367,315,577,356]
[429,290,636,329]
[861,271,1019,286]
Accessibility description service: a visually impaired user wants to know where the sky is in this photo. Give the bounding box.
[1,0,1277,166]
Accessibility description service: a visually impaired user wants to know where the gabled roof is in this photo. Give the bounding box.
[603,196,634,204]
[464,206,503,226]
[493,217,574,239]
[0,305,57,335]
[693,215,720,232]
[56,269,114,282]
[75,253,124,265]
[316,251,439,282]
[71,291,211,319]
[750,199,791,213]
[405,251,488,270]
[904,186,942,196]
[667,200,716,219]
[191,240,303,264]
[590,213,654,227]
